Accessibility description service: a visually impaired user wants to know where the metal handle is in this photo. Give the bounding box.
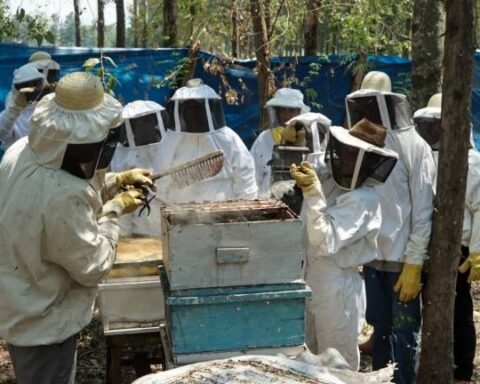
[216,247,249,264]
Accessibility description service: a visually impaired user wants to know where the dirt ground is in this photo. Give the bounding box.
[1,285,480,384]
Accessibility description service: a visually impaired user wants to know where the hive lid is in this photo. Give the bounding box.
[163,199,298,225]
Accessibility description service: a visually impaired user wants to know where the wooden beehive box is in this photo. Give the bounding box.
[97,237,164,334]
[161,200,304,290]
[159,265,311,357]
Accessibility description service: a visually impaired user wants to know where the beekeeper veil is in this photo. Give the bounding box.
[285,112,331,154]
[326,119,398,191]
[413,93,442,150]
[110,100,167,173]
[30,59,61,88]
[12,63,48,103]
[119,100,167,147]
[265,88,310,128]
[414,92,475,150]
[166,78,226,133]
[29,72,123,180]
[346,71,413,130]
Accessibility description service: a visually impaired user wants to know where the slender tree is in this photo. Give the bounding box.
[73,0,81,46]
[97,0,105,47]
[132,0,138,47]
[410,0,445,111]
[140,0,147,48]
[417,0,475,382]
[116,0,126,47]
[250,0,275,129]
[304,0,320,55]
[231,0,239,57]
[163,0,177,47]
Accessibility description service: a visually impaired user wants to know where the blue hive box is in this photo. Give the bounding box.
[160,266,312,356]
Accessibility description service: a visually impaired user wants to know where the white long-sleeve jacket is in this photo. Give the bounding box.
[375,127,436,265]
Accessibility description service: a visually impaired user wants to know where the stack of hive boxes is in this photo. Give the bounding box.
[159,199,311,365]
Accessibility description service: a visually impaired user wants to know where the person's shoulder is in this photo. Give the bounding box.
[343,185,379,210]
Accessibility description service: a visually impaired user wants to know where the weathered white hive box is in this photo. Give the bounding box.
[161,199,304,290]
[97,237,164,335]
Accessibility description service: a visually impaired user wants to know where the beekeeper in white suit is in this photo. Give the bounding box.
[250,88,310,198]
[156,78,257,203]
[415,93,479,383]
[291,119,398,370]
[0,58,61,149]
[273,112,331,214]
[0,72,154,384]
[110,100,167,236]
[346,71,436,384]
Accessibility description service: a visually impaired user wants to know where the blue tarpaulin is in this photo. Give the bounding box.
[0,43,478,149]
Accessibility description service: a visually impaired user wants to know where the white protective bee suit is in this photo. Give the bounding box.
[0,72,125,348]
[414,94,480,271]
[0,59,60,149]
[110,100,167,236]
[300,123,398,370]
[250,88,310,198]
[346,87,436,267]
[347,72,436,384]
[156,79,257,203]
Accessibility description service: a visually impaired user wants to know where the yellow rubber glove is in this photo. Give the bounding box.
[110,189,145,214]
[115,168,154,189]
[11,89,28,110]
[458,253,480,283]
[271,126,284,145]
[290,161,321,197]
[394,263,423,302]
[283,124,306,146]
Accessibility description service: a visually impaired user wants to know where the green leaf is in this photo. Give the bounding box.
[83,58,101,72]
[45,31,55,44]
[107,76,117,91]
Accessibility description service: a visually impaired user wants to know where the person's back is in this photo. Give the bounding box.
[0,137,107,344]
[0,72,151,384]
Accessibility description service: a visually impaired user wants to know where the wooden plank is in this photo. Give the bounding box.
[164,220,304,290]
[172,344,306,366]
[168,297,307,354]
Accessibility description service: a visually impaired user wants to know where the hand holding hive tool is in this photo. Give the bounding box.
[137,150,225,216]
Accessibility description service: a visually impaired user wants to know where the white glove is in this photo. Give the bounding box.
[0,90,27,143]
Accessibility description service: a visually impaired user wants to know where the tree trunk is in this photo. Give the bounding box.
[73,0,81,46]
[304,0,320,56]
[402,17,411,58]
[97,0,105,47]
[133,0,139,47]
[231,0,239,58]
[416,0,475,382]
[163,0,177,47]
[140,0,148,48]
[410,0,445,111]
[250,0,275,130]
[116,0,126,47]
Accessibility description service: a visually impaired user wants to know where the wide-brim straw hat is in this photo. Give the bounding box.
[29,72,123,169]
[29,51,52,63]
[330,124,397,159]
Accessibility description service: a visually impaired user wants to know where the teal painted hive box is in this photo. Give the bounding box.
[160,267,311,355]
